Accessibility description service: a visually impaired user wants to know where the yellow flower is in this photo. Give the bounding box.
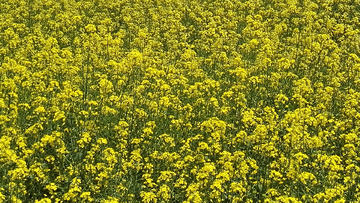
[45,155,55,163]
[53,111,66,122]
[140,191,157,203]
[100,197,120,203]
[33,106,46,115]
[41,134,56,147]
[265,188,279,198]
[275,196,301,203]
[25,123,43,135]
[143,173,157,188]
[85,24,97,33]
[174,177,187,189]
[269,170,283,182]
[334,198,346,203]
[45,183,58,194]
[97,138,108,145]
[275,92,289,105]
[157,171,176,183]
[131,138,143,145]
[77,132,92,148]
[157,184,171,201]
[101,106,117,115]
[209,97,219,108]
[299,172,316,185]
[11,196,22,203]
[80,192,94,202]
[249,39,259,49]
[0,190,5,203]
[293,152,309,165]
[159,96,171,108]
[127,49,143,66]
[98,79,114,95]
[102,148,118,166]
[197,142,210,151]
[230,182,246,194]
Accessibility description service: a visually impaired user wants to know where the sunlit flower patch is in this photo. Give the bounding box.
[1,0,360,202]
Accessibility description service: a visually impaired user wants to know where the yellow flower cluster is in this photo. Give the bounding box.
[1,0,360,202]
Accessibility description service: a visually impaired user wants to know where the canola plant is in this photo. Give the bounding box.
[1,0,360,202]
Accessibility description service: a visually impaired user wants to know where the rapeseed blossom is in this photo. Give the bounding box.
[1,0,360,202]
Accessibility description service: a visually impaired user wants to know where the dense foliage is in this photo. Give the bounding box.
[1,0,360,202]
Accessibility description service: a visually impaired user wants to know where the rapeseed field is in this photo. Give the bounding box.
[1,0,360,202]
